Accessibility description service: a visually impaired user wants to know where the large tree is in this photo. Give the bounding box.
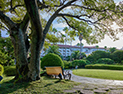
[0,0,123,81]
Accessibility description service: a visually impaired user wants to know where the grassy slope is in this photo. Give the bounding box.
[0,76,79,94]
[73,69,123,80]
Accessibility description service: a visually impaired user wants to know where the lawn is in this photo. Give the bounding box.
[73,69,123,80]
[0,75,80,94]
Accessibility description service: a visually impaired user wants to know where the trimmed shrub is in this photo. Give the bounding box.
[4,66,16,76]
[96,58,115,64]
[0,64,4,76]
[85,64,123,70]
[72,59,89,68]
[110,50,123,63]
[41,53,64,69]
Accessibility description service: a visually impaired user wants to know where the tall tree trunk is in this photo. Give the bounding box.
[10,28,28,81]
[24,0,43,81]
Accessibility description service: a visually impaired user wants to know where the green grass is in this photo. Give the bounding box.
[0,75,80,94]
[73,69,123,80]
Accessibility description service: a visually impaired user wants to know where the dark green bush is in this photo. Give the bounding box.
[63,60,71,69]
[41,53,64,69]
[96,58,115,64]
[86,50,110,63]
[72,59,89,68]
[0,64,4,75]
[85,64,123,70]
[110,50,123,63]
[4,66,16,76]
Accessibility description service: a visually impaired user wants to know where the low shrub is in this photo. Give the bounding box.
[63,60,71,69]
[72,59,90,68]
[0,64,4,76]
[85,64,123,70]
[4,66,16,76]
[96,58,115,64]
[41,53,64,69]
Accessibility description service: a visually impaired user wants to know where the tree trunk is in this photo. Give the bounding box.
[10,28,28,81]
[24,0,43,81]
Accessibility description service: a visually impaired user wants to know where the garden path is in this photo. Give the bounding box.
[63,70,123,94]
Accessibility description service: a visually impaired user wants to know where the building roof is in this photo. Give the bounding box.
[55,44,105,49]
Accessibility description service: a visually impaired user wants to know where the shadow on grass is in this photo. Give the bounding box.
[0,75,70,94]
[0,76,30,94]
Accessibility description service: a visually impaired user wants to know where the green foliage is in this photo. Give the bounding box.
[72,59,90,68]
[41,53,64,69]
[96,58,115,64]
[63,60,72,69]
[4,66,16,76]
[110,50,123,63]
[86,50,110,63]
[0,37,14,66]
[71,51,86,60]
[109,47,117,53]
[45,44,63,59]
[85,64,123,70]
[0,64,4,76]
[0,51,15,66]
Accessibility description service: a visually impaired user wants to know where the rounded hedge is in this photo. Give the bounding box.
[41,53,64,69]
[96,58,115,64]
[0,64,4,75]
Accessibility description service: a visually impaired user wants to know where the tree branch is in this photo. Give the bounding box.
[62,16,78,31]
[20,12,29,32]
[0,11,17,30]
[58,13,106,25]
[0,22,9,31]
[43,0,77,35]
[24,0,43,38]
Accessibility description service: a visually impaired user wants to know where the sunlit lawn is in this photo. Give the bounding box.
[73,69,123,80]
[0,75,80,94]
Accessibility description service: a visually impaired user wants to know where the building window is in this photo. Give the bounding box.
[67,50,69,52]
[63,50,65,52]
[67,53,69,56]
[63,53,65,56]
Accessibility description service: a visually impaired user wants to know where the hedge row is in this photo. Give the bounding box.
[85,64,123,70]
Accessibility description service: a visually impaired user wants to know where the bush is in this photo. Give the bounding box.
[96,58,115,64]
[85,64,123,70]
[72,59,90,68]
[63,60,71,69]
[86,50,110,63]
[4,66,16,76]
[41,53,64,69]
[0,64,4,76]
[110,50,123,63]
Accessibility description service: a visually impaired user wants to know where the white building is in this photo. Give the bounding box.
[40,44,107,58]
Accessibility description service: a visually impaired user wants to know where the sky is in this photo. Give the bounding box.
[1,0,123,49]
